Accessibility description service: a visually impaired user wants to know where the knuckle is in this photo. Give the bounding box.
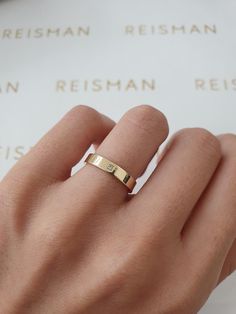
[175,127,221,158]
[124,104,169,138]
[217,133,236,155]
[218,132,236,142]
[66,104,99,121]
[217,134,236,177]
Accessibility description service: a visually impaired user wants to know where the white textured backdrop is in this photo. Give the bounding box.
[0,0,235,312]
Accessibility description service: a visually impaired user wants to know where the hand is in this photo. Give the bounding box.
[0,105,235,314]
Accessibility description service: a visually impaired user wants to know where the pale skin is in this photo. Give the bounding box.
[0,105,236,314]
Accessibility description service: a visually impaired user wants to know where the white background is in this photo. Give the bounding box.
[0,0,235,312]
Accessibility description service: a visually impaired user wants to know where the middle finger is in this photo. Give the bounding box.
[128,128,221,236]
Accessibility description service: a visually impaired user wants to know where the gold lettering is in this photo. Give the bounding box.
[209,79,219,91]
[124,24,217,36]
[15,146,24,160]
[125,25,134,35]
[223,79,228,90]
[27,28,32,38]
[78,27,90,36]
[15,29,23,39]
[71,80,79,92]
[84,80,89,91]
[6,146,10,160]
[139,25,146,35]
[7,82,19,93]
[47,28,60,37]
[205,24,217,34]
[142,80,155,91]
[63,27,74,37]
[172,25,185,34]
[0,146,29,161]
[190,25,201,34]
[92,80,102,92]
[56,80,66,92]
[107,80,121,91]
[0,82,19,94]
[232,79,236,90]
[0,27,89,39]
[151,25,155,34]
[159,25,168,35]
[125,80,137,91]
[195,79,236,91]
[195,79,205,90]
[3,29,12,38]
[34,28,44,38]
[54,79,157,92]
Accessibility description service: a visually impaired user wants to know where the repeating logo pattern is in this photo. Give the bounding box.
[0,22,235,166]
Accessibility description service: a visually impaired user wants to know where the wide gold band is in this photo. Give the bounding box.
[84,153,136,192]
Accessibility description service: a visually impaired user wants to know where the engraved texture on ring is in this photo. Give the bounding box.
[84,153,136,192]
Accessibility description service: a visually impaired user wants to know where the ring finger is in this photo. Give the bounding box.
[67,105,169,205]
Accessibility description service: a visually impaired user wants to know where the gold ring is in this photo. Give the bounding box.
[84,153,136,192]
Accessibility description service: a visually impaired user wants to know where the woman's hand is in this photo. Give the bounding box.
[0,104,235,314]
